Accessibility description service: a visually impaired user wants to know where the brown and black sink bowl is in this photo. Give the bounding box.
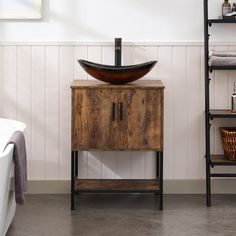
[78,59,157,85]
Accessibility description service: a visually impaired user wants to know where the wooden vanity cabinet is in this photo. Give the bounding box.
[70,80,165,211]
[71,80,164,151]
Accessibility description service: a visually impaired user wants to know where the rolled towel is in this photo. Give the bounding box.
[5,131,27,205]
[210,50,236,57]
[209,56,236,66]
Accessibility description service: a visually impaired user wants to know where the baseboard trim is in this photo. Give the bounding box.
[25,179,236,194]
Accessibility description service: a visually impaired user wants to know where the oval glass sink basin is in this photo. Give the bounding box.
[78,59,157,85]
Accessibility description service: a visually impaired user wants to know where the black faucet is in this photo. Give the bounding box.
[115,38,122,67]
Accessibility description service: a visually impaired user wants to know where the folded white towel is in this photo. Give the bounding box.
[210,50,236,57]
[209,56,236,66]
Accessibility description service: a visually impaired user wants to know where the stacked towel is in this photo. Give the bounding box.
[209,51,236,66]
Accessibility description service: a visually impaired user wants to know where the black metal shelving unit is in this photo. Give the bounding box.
[204,0,236,207]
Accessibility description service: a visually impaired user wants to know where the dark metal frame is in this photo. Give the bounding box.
[71,150,163,211]
[204,0,236,207]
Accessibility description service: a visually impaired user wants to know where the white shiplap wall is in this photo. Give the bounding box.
[0,42,235,181]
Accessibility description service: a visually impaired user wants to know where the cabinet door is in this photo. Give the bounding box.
[72,88,117,150]
[116,89,163,150]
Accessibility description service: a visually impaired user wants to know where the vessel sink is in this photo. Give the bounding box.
[78,59,157,85]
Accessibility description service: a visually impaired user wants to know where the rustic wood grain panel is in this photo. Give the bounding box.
[71,80,165,89]
[72,82,164,151]
[72,88,118,150]
[116,89,163,150]
[76,179,159,191]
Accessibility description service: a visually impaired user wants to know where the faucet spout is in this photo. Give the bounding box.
[115,38,122,67]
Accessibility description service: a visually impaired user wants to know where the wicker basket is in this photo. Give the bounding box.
[220,127,236,161]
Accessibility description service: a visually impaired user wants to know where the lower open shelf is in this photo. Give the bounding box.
[75,179,159,193]
[211,155,236,166]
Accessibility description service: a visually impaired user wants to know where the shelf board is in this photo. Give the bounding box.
[211,155,236,166]
[76,179,159,193]
[208,19,236,24]
[209,109,236,118]
[209,65,236,71]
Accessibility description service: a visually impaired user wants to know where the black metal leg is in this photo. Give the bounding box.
[155,152,159,195]
[159,151,163,211]
[205,115,211,207]
[75,151,78,178]
[206,159,211,207]
[71,151,75,210]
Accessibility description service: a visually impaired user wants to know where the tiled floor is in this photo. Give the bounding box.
[7,194,236,236]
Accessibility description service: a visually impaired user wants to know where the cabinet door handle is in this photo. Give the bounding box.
[119,102,124,121]
[112,103,116,121]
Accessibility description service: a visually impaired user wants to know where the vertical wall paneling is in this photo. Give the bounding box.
[157,46,173,179]
[2,46,17,119]
[0,47,3,115]
[74,46,88,80]
[1,42,235,181]
[186,46,201,178]
[45,46,60,180]
[122,46,132,66]
[199,46,206,178]
[102,46,114,66]
[131,151,146,179]
[87,46,102,80]
[59,46,74,180]
[101,152,116,179]
[172,46,188,179]
[31,46,46,180]
[145,46,159,79]
[116,152,132,179]
[88,152,102,179]
[16,46,33,178]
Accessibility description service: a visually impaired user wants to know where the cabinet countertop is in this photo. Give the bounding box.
[71,80,165,89]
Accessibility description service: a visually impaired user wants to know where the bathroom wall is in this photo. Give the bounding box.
[0,42,235,181]
[0,0,235,183]
[0,0,234,42]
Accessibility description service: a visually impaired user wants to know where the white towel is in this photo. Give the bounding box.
[209,56,236,66]
[210,50,236,57]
